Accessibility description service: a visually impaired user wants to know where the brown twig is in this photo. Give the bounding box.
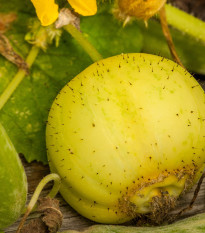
[159,5,184,68]
[16,209,31,233]
[177,172,205,216]
[169,172,205,223]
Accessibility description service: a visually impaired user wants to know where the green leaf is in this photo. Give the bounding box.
[0,0,142,163]
[81,7,143,58]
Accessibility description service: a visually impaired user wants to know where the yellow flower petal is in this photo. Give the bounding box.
[68,0,97,16]
[31,0,59,26]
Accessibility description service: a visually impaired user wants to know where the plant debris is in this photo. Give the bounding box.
[55,8,80,30]
[0,13,16,33]
[0,13,28,72]
[0,33,29,73]
[20,197,63,233]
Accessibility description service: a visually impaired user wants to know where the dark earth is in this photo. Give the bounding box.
[171,0,205,21]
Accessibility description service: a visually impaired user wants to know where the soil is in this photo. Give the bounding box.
[170,0,205,21]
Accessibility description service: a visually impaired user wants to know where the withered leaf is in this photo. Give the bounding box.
[20,197,63,233]
[0,12,16,33]
[0,33,29,72]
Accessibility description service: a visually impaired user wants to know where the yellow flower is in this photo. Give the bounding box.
[31,0,59,26]
[68,0,97,16]
[31,0,97,26]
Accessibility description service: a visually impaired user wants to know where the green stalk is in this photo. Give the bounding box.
[64,24,103,62]
[165,4,205,43]
[28,173,61,209]
[0,45,39,111]
[16,173,61,233]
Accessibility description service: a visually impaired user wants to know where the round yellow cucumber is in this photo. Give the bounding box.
[46,53,205,224]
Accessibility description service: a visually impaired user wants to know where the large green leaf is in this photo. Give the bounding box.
[0,0,142,163]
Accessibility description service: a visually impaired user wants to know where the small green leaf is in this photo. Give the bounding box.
[0,123,27,229]
[80,7,143,58]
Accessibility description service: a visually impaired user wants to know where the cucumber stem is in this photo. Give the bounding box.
[64,24,103,62]
[165,4,205,43]
[16,173,61,233]
[159,5,184,68]
[0,45,39,111]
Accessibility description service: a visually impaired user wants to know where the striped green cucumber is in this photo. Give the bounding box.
[0,123,27,229]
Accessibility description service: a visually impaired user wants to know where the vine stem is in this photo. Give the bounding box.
[165,4,205,43]
[16,173,61,233]
[168,172,205,223]
[159,5,184,68]
[64,24,103,62]
[0,45,39,111]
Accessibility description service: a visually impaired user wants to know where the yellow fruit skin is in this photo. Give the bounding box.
[46,53,205,224]
[117,0,166,20]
